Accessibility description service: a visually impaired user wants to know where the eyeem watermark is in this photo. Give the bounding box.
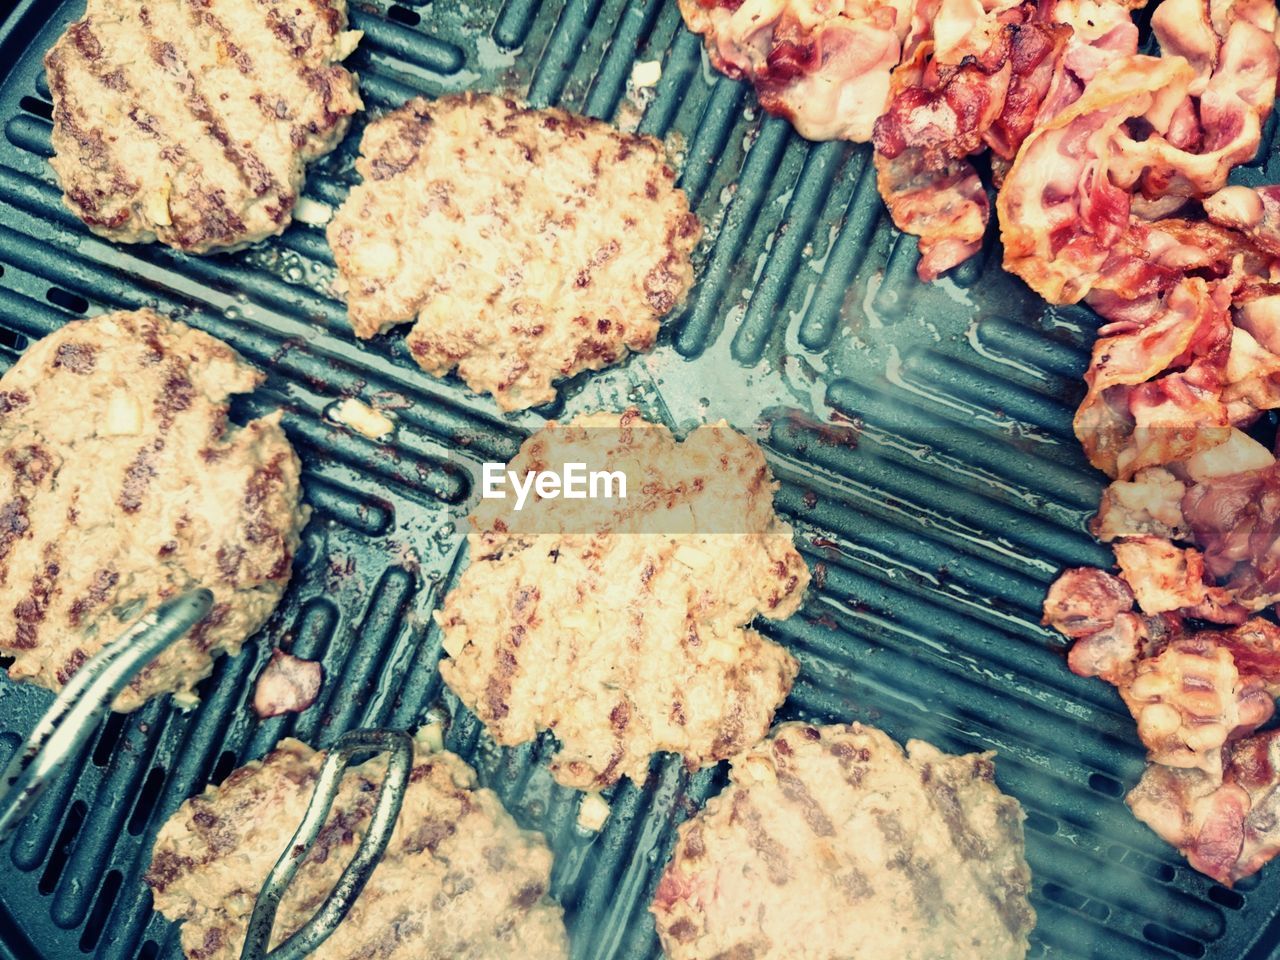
[481,462,627,511]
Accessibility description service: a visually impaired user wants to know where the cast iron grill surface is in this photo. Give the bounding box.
[0,1,1277,958]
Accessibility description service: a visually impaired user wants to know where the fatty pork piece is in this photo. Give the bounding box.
[1129,729,1280,886]
[44,0,361,253]
[327,94,699,412]
[146,729,568,960]
[675,0,922,142]
[437,412,810,790]
[0,309,308,712]
[650,722,1036,960]
[1045,568,1280,774]
[1090,429,1280,613]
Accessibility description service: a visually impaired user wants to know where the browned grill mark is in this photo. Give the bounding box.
[189,925,224,960]
[0,497,31,575]
[730,791,791,886]
[595,749,625,786]
[13,559,61,650]
[923,771,992,861]
[5,444,53,484]
[777,770,835,837]
[610,699,631,734]
[181,0,256,76]
[145,39,279,199]
[45,27,142,222]
[258,2,353,134]
[215,545,245,584]
[307,802,374,866]
[404,816,457,855]
[52,341,98,374]
[484,645,519,722]
[666,918,698,945]
[144,848,194,892]
[186,602,230,652]
[119,363,195,513]
[56,648,88,685]
[119,439,162,514]
[0,390,30,415]
[67,567,120,626]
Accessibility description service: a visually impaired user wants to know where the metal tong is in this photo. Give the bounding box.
[238,728,412,960]
[0,588,215,843]
[0,588,414,960]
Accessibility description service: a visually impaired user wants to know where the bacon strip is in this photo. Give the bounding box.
[1129,730,1280,886]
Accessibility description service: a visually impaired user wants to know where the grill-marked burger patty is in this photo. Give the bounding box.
[146,729,569,960]
[44,0,362,253]
[0,309,308,712]
[327,94,700,411]
[651,722,1036,960]
[437,412,809,789]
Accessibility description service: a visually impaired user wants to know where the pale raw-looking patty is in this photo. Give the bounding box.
[437,412,809,790]
[327,94,701,411]
[651,723,1037,960]
[0,309,308,712]
[44,0,362,253]
[146,729,568,960]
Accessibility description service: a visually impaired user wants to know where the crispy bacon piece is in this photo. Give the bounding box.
[676,0,919,142]
[1128,729,1280,885]
[1045,567,1170,683]
[252,650,323,719]
[1112,536,1245,621]
[1000,0,1279,303]
[1122,621,1280,772]
[1182,462,1280,609]
[874,146,990,280]
[1142,0,1280,197]
[873,42,993,279]
[873,4,1070,164]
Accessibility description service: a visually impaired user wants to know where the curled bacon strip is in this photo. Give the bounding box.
[1074,277,1232,478]
[874,147,990,281]
[676,0,918,142]
[998,55,1195,303]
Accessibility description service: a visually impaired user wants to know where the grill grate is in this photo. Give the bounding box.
[0,0,1279,958]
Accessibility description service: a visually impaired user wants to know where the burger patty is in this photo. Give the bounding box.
[327,94,701,411]
[44,0,362,253]
[651,722,1037,960]
[0,309,308,712]
[146,729,569,960]
[437,412,809,789]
